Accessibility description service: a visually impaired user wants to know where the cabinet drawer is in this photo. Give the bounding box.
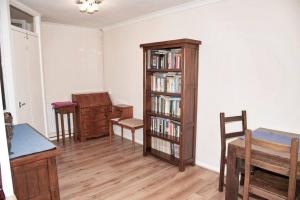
[82,126,108,136]
[82,120,107,129]
[81,106,108,114]
[81,113,106,122]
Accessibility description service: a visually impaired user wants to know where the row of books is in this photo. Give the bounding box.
[151,137,180,158]
[148,49,182,69]
[150,116,181,138]
[151,95,181,117]
[151,73,181,93]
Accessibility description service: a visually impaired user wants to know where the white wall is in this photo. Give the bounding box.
[41,22,104,137]
[103,0,300,171]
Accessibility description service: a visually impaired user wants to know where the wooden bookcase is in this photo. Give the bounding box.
[141,39,201,171]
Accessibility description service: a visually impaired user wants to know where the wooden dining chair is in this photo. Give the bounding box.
[219,110,247,192]
[243,129,299,200]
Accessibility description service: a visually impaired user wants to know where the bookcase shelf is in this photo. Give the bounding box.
[147,91,181,97]
[141,39,201,171]
[147,112,180,122]
[147,131,180,144]
[147,69,182,73]
[149,149,179,165]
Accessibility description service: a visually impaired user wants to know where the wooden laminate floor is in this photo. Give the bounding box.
[56,135,224,200]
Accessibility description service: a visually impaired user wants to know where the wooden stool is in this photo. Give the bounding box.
[114,118,143,151]
[51,101,77,145]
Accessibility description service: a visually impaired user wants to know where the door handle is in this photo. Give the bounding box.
[19,102,26,108]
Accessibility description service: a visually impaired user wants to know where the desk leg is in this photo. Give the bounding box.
[60,113,65,146]
[72,110,77,142]
[67,113,71,139]
[225,145,239,200]
[55,111,59,142]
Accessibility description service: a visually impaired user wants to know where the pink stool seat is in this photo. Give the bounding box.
[51,101,77,109]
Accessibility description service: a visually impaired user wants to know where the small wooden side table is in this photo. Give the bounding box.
[51,101,77,145]
[116,118,143,151]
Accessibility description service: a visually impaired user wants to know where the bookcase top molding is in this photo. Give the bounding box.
[140,38,202,49]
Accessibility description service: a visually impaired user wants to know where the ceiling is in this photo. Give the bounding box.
[17,0,197,28]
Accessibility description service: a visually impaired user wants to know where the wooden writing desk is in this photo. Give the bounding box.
[225,128,300,200]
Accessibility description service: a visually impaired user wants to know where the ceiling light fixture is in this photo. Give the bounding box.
[77,0,102,14]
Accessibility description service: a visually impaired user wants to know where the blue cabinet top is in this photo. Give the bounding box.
[10,124,56,160]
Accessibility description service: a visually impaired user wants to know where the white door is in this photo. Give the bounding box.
[11,29,45,134]
[11,29,33,125]
[27,34,45,133]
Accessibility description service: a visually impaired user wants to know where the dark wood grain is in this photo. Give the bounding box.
[146,69,182,73]
[72,92,112,141]
[10,131,61,200]
[147,130,180,144]
[141,38,201,171]
[140,38,201,48]
[112,104,133,120]
[243,130,299,200]
[219,110,247,192]
[54,105,77,145]
[146,112,180,122]
[226,128,300,200]
[147,90,181,97]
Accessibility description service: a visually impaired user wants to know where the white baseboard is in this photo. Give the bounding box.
[6,194,17,200]
[49,134,72,141]
[196,160,219,173]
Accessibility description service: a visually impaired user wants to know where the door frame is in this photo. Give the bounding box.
[6,1,48,137]
[0,0,16,198]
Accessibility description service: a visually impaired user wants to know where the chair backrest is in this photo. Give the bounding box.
[220,110,247,142]
[243,129,299,200]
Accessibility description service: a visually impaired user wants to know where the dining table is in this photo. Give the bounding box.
[225,127,300,200]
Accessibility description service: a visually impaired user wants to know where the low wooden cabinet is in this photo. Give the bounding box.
[10,124,60,200]
[112,104,133,120]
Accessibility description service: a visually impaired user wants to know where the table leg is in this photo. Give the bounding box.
[121,126,124,143]
[225,144,239,200]
[60,113,65,146]
[55,111,59,142]
[131,128,135,151]
[67,113,71,139]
